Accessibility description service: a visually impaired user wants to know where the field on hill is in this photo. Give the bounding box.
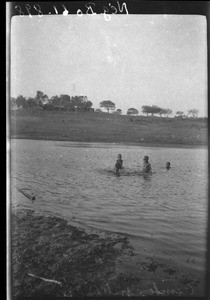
[10,108,207,146]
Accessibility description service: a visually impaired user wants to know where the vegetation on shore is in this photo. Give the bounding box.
[10,91,200,119]
[10,107,207,146]
[11,209,202,297]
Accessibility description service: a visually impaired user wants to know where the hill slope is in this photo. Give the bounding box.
[10,108,207,146]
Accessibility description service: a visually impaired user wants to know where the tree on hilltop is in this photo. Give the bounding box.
[127,108,139,115]
[95,108,102,113]
[36,91,45,99]
[71,95,88,110]
[141,105,172,117]
[188,109,199,118]
[60,94,71,110]
[26,97,37,107]
[176,111,184,118]
[116,109,122,114]
[51,95,62,109]
[99,100,115,113]
[113,109,122,115]
[10,97,16,109]
[142,105,161,116]
[35,91,48,106]
[159,108,172,117]
[141,105,150,116]
[16,95,26,108]
[165,109,172,117]
[158,108,165,117]
[84,101,93,111]
[50,94,92,111]
[150,105,162,116]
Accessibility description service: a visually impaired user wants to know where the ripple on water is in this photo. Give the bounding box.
[11,139,207,276]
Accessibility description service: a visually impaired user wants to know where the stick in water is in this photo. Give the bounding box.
[28,273,62,286]
[19,189,35,201]
[13,185,35,200]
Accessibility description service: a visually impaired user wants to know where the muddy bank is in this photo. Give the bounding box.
[10,208,203,297]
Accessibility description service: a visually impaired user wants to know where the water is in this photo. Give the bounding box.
[10,139,207,282]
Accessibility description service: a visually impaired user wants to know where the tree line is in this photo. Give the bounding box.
[10,94,200,118]
[98,101,199,118]
[10,91,94,112]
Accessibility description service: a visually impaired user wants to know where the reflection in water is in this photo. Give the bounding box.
[99,168,155,179]
[11,139,207,284]
[142,173,152,182]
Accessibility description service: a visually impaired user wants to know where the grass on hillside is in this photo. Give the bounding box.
[10,108,207,146]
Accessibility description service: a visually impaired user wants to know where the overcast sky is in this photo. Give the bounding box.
[11,14,207,116]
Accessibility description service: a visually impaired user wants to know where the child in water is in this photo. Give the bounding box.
[166,162,171,169]
[143,155,152,173]
[115,154,123,175]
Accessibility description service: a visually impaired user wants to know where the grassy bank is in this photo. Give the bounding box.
[11,207,203,297]
[10,108,207,146]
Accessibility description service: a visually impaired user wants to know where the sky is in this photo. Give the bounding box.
[10,14,207,116]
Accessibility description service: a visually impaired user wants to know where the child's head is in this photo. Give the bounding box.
[166,162,170,169]
[117,154,122,160]
[143,155,149,162]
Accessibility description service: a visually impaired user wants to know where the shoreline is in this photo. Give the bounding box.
[10,136,207,149]
[10,200,204,297]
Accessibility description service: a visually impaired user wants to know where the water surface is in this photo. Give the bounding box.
[10,139,207,288]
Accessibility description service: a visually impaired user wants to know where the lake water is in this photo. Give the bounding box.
[10,139,208,291]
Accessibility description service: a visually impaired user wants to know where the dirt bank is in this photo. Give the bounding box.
[10,206,203,297]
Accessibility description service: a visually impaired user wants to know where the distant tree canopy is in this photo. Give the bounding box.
[35,91,48,105]
[141,105,161,116]
[165,109,172,117]
[113,109,122,115]
[10,97,16,109]
[116,109,122,114]
[95,108,102,113]
[188,109,199,118]
[127,108,139,115]
[142,105,172,117]
[51,95,61,108]
[36,91,45,99]
[176,111,184,116]
[99,100,115,113]
[16,95,27,108]
[26,97,37,107]
[59,94,71,110]
[10,91,93,112]
[71,96,93,111]
[159,108,172,117]
[142,105,154,116]
[86,101,93,108]
[71,95,87,108]
[11,95,37,108]
[49,94,92,111]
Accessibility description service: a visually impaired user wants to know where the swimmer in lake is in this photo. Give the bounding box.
[115,154,123,175]
[142,155,152,173]
[166,162,171,169]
